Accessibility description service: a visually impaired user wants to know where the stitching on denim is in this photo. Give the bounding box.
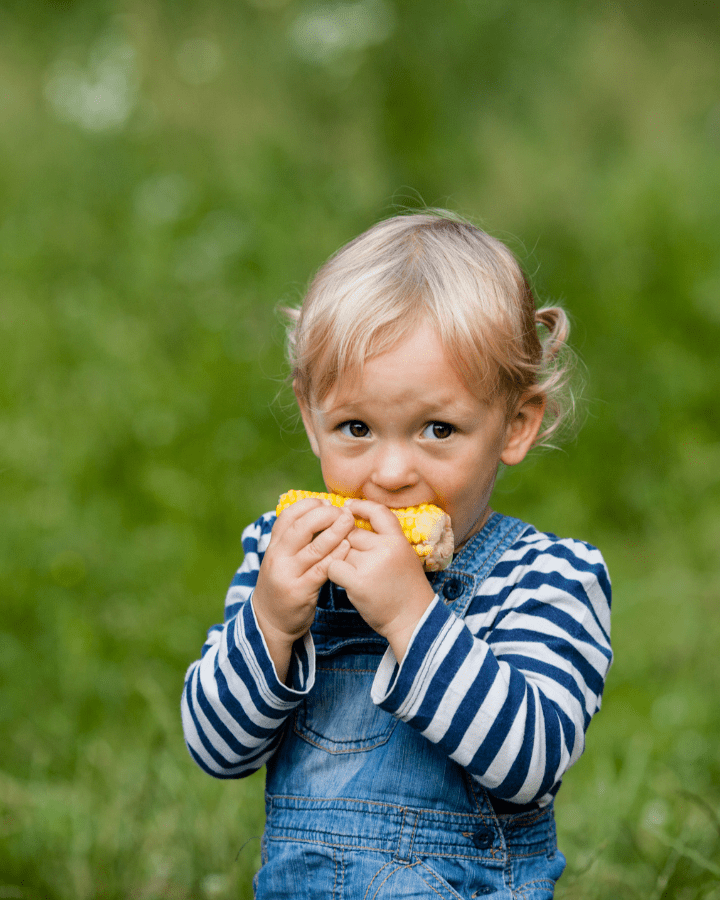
[395,807,409,862]
[332,846,338,900]
[369,862,405,900]
[414,873,449,898]
[464,777,497,824]
[456,514,515,578]
[513,879,556,900]
[415,860,465,899]
[363,861,398,900]
[408,811,419,861]
[337,846,346,900]
[437,572,474,606]
[451,518,529,617]
[270,792,404,811]
[316,666,377,673]
[292,720,396,752]
[458,831,512,859]
[459,781,506,862]
[266,833,516,861]
[269,792,506,819]
[394,808,419,863]
[452,514,499,567]
[504,849,553,860]
[293,725,393,747]
[268,834,392,853]
[498,807,549,829]
[266,794,553,857]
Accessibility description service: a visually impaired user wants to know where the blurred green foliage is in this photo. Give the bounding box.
[1,1,719,897]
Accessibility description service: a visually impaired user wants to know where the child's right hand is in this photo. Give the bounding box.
[251,498,355,682]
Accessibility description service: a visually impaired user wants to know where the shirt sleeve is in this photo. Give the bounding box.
[181,513,316,779]
[371,532,612,806]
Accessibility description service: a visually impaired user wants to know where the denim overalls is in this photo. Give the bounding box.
[255,514,566,899]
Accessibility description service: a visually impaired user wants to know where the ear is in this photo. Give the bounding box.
[500,393,546,466]
[293,380,321,458]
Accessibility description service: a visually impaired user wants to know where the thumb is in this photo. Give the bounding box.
[326,557,355,590]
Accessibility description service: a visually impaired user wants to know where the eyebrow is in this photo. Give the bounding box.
[320,393,489,422]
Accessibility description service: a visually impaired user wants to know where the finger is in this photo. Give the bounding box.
[328,536,351,562]
[296,508,356,568]
[274,496,327,532]
[276,504,349,554]
[344,527,377,551]
[344,499,405,536]
[326,557,357,591]
[305,529,355,587]
[343,527,412,569]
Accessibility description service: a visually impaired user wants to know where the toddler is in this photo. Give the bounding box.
[182,212,613,899]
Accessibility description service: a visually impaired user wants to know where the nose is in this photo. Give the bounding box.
[369,442,419,495]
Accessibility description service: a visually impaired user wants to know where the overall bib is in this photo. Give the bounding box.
[255,514,566,899]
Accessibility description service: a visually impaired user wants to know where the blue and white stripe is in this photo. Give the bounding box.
[182,513,612,806]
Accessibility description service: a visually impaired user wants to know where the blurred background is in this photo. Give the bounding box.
[1,1,719,897]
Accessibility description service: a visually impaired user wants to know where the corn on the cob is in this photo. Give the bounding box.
[276,490,454,571]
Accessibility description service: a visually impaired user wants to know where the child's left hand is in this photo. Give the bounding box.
[326,498,437,661]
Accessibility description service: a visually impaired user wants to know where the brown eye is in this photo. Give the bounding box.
[340,420,370,438]
[423,422,454,440]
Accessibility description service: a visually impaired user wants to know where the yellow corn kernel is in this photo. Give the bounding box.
[276,490,454,571]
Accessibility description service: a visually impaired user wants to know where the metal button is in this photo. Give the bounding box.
[472,828,493,849]
[442,577,463,600]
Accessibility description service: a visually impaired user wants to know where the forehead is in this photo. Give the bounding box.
[318,323,497,415]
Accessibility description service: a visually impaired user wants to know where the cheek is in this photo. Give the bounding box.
[319,456,362,495]
[436,454,498,510]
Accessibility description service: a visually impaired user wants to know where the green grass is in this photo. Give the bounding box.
[1,1,719,897]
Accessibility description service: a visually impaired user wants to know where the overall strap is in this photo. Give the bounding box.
[432,513,531,619]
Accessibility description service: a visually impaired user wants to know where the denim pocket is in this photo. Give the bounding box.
[293,650,397,753]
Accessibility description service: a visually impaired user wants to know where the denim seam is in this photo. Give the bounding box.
[291,727,395,752]
[396,806,408,862]
[465,777,502,825]
[269,792,508,820]
[464,780,506,861]
[316,667,377,673]
[265,834,513,861]
[364,861,403,900]
[451,515,500,570]
[503,848,557,860]
[497,807,549,828]
[449,518,529,619]
[339,846,347,899]
[394,807,419,863]
[332,845,339,900]
[290,736,394,753]
[513,879,557,899]
[415,860,465,899]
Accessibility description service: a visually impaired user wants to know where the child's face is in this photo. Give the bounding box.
[297,322,543,547]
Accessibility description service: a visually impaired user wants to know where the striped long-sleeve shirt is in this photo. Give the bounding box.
[182,511,612,807]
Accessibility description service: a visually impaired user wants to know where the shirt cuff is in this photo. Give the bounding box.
[371,594,458,717]
[238,596,316,706]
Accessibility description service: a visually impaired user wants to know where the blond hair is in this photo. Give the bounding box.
[284,211,576,447]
